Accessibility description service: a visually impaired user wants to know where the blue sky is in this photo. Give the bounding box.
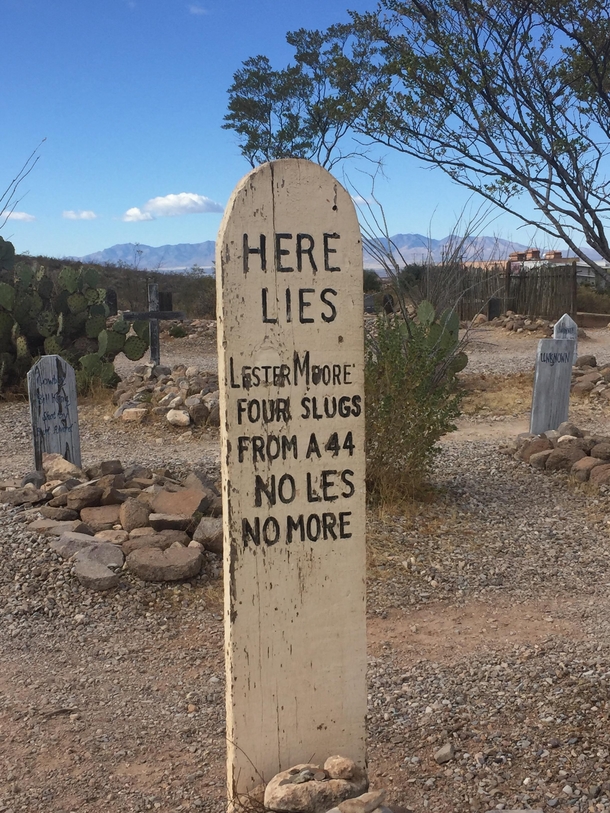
[2,0,537,260]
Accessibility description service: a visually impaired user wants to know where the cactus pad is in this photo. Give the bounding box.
[79,353,102,376]
[13,293,33,323]
[68,293,88,314]
[100,361,120,388]
[123,335,148,361]
[0,238,15,272]
[0,282,15,312]
[85,314,106,338]
[133,320,150,343]
[37,276,54,300]
[82,267,100,289]
[98,329,125,357]
[58,266,80,293]
[36,310,59,337]
[44,335,63,355]
[15,264,34,290]
[112,317,130,334]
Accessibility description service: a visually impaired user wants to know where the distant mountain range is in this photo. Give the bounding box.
[78,234,564,272]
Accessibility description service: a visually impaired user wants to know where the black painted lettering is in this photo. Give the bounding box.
[306,433,321,459]
[306,472,321,502]
[262,288,277,323]
[282,434,298,460]
[255,474,276,507]
[322,512,338,540]
[326,432,340,456]
[237,436,249,462]
[275,398,291,422]
[321,288,337,322]
[243,233,267,272]
[321,469,338,502]
[340,469,355,498]
[323,233,340,271]
[285,288,292,322]
[299,288,315,323]
[338,396,351,417]
[352,394,362,417]
[296,234,318,272]
[242,517,260,547]
[230,357,241,389]
[263,517,280,546]
[294,351,310,385]
[252,436,265,462]
[307,514,322,541]
[278,473,296,504]
[287,514,305,543]
[339,511,352,538]
[275,233,293,272]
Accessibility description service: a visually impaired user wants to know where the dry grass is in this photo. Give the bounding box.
[459,371,533,415]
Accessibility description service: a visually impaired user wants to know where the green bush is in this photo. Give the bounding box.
[168,323,188,338]
[365,304,464,505]
[577,285,610,314]
[363,268,382,292]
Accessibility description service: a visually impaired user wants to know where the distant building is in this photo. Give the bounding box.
[507,249,610,285]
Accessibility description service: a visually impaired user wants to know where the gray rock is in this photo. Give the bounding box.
[74,543,124,568]
[126,546,203,581]
[122,534,175,556]
[73,559,120,591]
[66,484,103,511]
[119,498,151,532]
[434,742,455,764]
[193,516,223,554]
[51,531,103,557]
[148,513,191,531]
[21,471,46,488]
[265,762,368,813]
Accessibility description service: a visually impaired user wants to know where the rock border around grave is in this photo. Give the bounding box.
[0,456,225,590]
[502,420,610,485]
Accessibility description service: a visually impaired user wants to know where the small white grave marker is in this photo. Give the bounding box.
[27,355,81,470]
[217,159,367,800]
[553,313,578,363]
[530,338,574,434]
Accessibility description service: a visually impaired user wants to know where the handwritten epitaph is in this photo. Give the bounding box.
[27,355,81,470]
[217,159,367,798]
[553,313,578,363]
[530,338,574,434]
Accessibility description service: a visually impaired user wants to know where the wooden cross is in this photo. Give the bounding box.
[123,282,185,365]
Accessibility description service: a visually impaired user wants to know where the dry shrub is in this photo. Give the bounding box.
[365,314,462,506]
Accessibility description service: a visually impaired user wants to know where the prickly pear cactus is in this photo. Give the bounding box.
[123,335,148,361]
[0,254,150,392]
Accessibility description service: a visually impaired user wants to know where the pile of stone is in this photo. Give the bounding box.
[571,354,610,399]
[250,756,389,813]
[0,454,224,591]
[160,318,217,339]
[490,311,556,335]
[113,362,220,428]
[502,420,610,484]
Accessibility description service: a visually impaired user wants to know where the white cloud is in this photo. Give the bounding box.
[63,210,97,220]
[1,210,35,222]
[122,192,223,222]
[123,207,154,222]
[188,4,208,14]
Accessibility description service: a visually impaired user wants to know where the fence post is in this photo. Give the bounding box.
[571,261,577,318]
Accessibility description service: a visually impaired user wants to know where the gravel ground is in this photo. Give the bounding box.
[2,330,610,812]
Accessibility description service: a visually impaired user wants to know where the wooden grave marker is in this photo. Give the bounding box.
[530,338,575,434]
[553,312,578,363]
[123,282,184,366]
[217,158,367,799]
[27,355,81,470]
